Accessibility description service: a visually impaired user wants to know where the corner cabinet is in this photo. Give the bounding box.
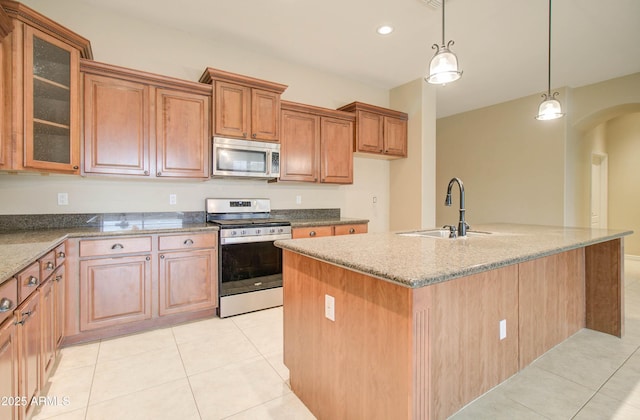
[1,0,92,174]
[81,60,211,179]
[280,101,355,184]
[199,67,287,142]
[337,101,408,159]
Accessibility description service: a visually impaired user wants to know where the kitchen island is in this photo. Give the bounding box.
[275,224,633,420]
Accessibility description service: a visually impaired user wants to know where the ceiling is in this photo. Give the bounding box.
[79,0,640,118]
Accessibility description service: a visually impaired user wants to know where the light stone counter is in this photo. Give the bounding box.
[275,223,633,288]
[0,224,218,285]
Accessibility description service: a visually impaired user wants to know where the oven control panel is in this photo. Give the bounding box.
[219,225,292,244]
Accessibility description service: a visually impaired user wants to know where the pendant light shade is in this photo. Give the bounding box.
[426,0,462,85]
[536,0,564,120]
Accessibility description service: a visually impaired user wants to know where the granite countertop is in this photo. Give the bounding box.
[0,223,217,285]
[275,223,633,289]
[289,217,369,228]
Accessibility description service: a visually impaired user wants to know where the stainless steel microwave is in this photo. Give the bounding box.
[212,137,280,179]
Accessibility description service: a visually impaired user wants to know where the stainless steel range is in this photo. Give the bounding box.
[206,198,291,318]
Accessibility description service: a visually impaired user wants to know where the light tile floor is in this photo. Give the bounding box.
[33,258,640,420]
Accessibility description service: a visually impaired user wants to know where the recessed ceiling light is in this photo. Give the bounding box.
[376,25,394,35]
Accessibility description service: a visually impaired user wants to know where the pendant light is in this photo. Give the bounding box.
[536,0,565,120]
[425,0,462,85]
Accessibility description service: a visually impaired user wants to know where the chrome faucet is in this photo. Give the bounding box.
[445,177,469,237]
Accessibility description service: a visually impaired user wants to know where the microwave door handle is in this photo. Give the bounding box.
[266,150,272,176]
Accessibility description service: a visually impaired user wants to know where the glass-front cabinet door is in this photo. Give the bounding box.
[23,26,79,172]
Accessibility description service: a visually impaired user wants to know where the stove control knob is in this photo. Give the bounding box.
[231,231,237,236]
[256,229,261,234]
[278,228,284,233]
[269,228,276,233]
[241,230,247,235]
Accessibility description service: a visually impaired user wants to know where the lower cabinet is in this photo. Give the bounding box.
[0,316,19,420]
[79,255,152,331]
[40,278,56,388]
[158,249,217,316]
[16,290,41,420]
[292,223,368,239]
[68,231,218,342]
[53,266,65,348]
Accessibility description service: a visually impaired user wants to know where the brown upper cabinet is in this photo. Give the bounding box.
[199,67,287,142]
[280,101,355,184]
[81,60,211,179]
[0,0,92,174]
[338,101,408,159]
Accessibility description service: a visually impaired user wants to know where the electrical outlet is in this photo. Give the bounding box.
[57,193,68,206]
[499,319,507,340]
[296,195,302,205]
[372,196,377,204]
[325,294,335,321]
[169,194,177,205]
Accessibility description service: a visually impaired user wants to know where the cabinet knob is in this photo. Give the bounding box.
[57,251,66,258]
[349,228,356,234]
[0,297,14,313]
[73,166,79,170]
[309,231,316,237]
[146,256,151,261]
[157,172,162,176]
[252,133,257,138]
[242,132,247,138]
[46,261,55,270]
[111,243,124,250]
[27,276,39,287]
[144,171,149,176]
[183,239,194,246]
[54,275,63,283]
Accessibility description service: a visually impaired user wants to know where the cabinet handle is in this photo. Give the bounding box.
[309,231,316,237]
[349,228,356,234]
[45,261,55,270]
[0,298,14,313]
[21,310,32,318]
[54,275,63,282]
[111,243,124,250]
[27,276,39,287]
[57,251,66,258]
[183,239,194,246]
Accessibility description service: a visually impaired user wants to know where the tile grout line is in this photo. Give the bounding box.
[82,339,102,420]
[171,326,204,420]
[569,340,640,418]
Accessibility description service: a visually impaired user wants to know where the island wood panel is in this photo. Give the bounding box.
[518,249,586,369]
[585,238,624,337]
[283,250,413,420]
[429,265,519,420]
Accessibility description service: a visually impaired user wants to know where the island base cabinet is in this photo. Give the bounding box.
[283,250,413,420]
[79,256,152,331]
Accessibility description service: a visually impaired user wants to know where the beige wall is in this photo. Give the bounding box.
[3,0,395,232]
[436,90,566,228]
[389,79,437,231]
[606,113,640,255]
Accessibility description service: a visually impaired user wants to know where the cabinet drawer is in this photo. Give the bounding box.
[54,243,66,267]
[292,226,334,239]
[40,251,57,280]
[79,236,152,257]
[158,233,217,251]
[334,224,368,236]
[0,278,18,326]
[17,262,41,302]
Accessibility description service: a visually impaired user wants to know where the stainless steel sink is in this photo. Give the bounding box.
[396,229,492,239]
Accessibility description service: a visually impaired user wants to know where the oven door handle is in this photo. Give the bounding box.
[220,233,291,245]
